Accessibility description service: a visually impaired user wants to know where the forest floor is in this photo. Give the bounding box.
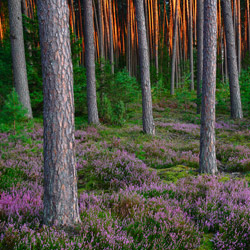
[0,98,250,249]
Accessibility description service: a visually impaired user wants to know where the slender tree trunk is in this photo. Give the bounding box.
[37,0,81,227]
[98,0,104,60]
[109,0,114,74]
[135,0,155,135]
[127,0,132,76]
[83,0,100,125]
[189,0,194,91]
[154,0,159,75]
[248,0,250,52]
[237,0,241,73]
[8,0,33,118]
[199,0,218,175]
[196,0,204,113]
[170,0,178,95]
[221,0,243,119]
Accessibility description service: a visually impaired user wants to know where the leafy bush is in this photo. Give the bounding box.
[240,67,250,116]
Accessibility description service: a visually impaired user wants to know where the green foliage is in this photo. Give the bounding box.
[216,80,230,113]
[97,62,140,125]
[239,67,250,116]
[0,39,12,108]
[0,89,33,142]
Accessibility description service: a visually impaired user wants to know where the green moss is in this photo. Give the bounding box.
[198,234,214,250]
[157,165,197,183]
[218,176,231,183]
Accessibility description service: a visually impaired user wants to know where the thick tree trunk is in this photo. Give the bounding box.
[8,0,33,118]
[189,0,194,91]
[37,0,81,227]
[199,0,218,175]
[109,0,114,74]
[221,0,243,119]
[170,1,178,96]
[83,0,100,125]
[196,0,204,114]
[135,0,155,135]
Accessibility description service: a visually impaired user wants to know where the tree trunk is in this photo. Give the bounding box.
[135,0,155,135]
[237,0,241,73]
[127,0,132,76]
[98,0,104,60]
[109,0,114,74]
[8,0,33,118]
[199,0,218,175]
[154,0,159,75]
[196,0,204,114]
[221,0,243,119]
[189,0,194,91]
[37,0,81,227]
[83,0,100,125]
[170,0,178,96]
[248,0,250,52]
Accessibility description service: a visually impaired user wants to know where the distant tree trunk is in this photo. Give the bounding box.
[154,0,159,75]
[189,0,194,91]
[135,0,155,135]
[170,0,178,95]
[199,0,218,175]
[109,0,114,74]
[127,0,132,76]
[37,0,81,227]
[248,0,250,52]
[83,0,100,125]
[221,0,243,119]
[196,0,204,114]
[98,0,104,60]
[237,0,241,73]
[8,0,33,118]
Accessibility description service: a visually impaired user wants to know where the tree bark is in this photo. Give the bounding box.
[83,0,100,125]
[37,0,81,227]
[98,0,104,60]
[237,0,241,73]
[170,0,178,96]
[135,0,155,135]
[196,0,204,114]
[154,0,159,75]
[109,0,114,74]
[8,0,33,118]
[199,0,218,175]
[189,0,194,91]
[248,0,250,52]
[221,0,243,119]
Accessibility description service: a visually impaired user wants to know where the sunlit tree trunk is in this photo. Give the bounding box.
[170,0,178,96]
[221,0,243,119]
[237,0,241,73]
[154,0,159,75]
[199,0,218,175]
[83,0,100,125]
[109,0,114,74]
[135,0,155,135]
[98,0,104,60]
[248,0,250,52]
[196,0,204,114]
[8,0,33,118]
[37,0,81,227]
[189,0,194,91]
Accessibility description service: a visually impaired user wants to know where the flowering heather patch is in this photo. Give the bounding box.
[157,122,200,134]
[217,143,250,172]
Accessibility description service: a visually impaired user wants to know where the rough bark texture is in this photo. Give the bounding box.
[196,0,204,114]
[8,0,33,118]
[109,0,114,74]
[135,0,155,135]
[37,0,81,226]
[221,0,243,119]
[189,0,194,91]
[199,0,218,175]
[83,0,100,125]
[170,1,178,96]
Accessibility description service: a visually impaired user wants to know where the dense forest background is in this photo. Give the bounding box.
[0,0,250,122]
